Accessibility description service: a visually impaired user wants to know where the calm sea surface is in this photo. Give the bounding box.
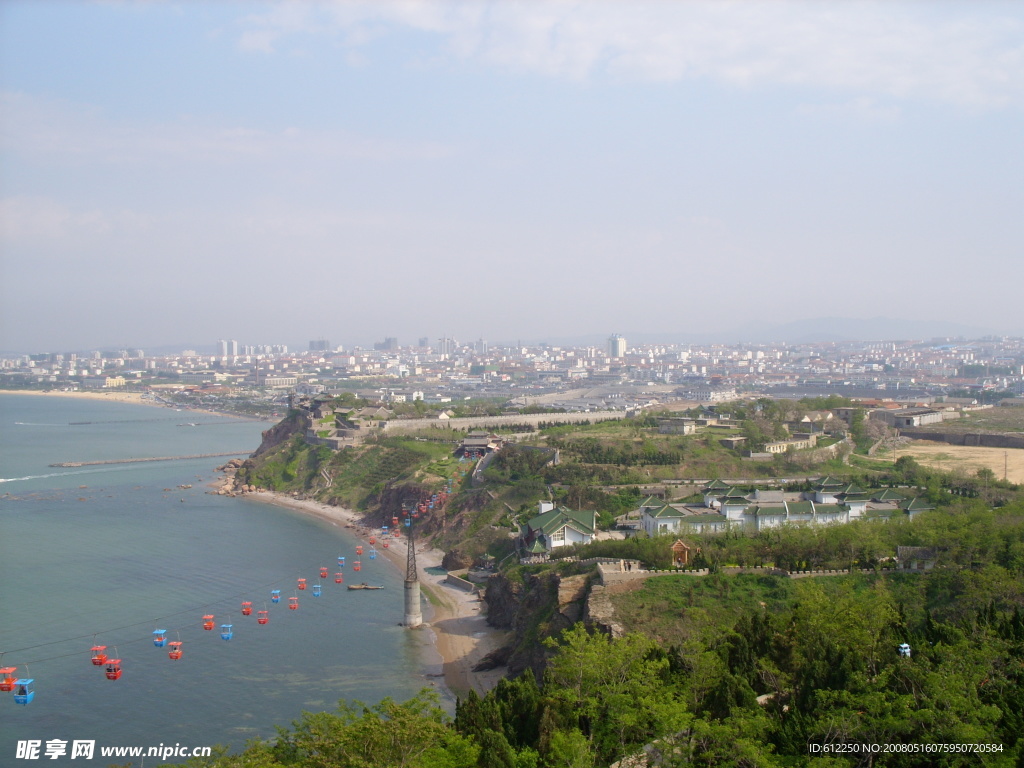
[0,395,430,755]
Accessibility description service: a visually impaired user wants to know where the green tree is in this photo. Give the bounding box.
[272,690,477,768]
[544,625,670,764]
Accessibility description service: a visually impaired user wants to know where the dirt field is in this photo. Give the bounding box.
[898,440,1024,484]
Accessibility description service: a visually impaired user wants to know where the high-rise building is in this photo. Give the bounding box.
[608,334,627,358]
[218,339,239,357]
[309,339,331,352]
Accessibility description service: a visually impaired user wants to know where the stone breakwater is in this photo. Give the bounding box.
[51,451,251,467]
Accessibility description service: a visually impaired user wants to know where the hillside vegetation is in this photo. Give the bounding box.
[205,402,1024,766]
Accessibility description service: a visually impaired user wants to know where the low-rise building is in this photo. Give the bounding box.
[521,505,597,554]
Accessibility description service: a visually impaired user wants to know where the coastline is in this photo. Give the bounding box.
[241,490,510,701]
[0,388,262,422]
[0,388,160,406]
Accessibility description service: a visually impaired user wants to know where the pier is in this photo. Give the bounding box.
[49,451,250,467]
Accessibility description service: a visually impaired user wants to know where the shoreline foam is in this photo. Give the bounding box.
[240,490,510,701]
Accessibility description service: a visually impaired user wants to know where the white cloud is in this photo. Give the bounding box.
[0,91,456,167]
[235,1,1024,106]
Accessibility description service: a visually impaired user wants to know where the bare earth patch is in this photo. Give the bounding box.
[898,441,1024,484]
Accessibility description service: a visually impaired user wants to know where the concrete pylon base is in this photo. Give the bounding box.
[404,579,423,628]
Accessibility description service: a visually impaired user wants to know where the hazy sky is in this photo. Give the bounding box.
[1,1,1022,353]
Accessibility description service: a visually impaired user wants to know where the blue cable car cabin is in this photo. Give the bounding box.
[271,589,281,603]
[337,556,345,567]
[153,629,168,647]
[13,679,34,705]
[220,624,233,641]
[312,584,322,597]
[369,548,377,560]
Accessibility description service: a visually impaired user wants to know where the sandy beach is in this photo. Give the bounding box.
[0,388,159,405]
[241,490,511,700]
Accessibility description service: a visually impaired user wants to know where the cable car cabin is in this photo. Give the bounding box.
[382,540,389,549]
[203,615,215,630]
[353,560,361,572]
[90,645,108,665]
[319,567,328,578]
[312,584,322,597]
[241,602,252,616]
[0,667,18,692]
[337,556,345,567]
[257,610,269,625]
[288,597,299,610]
[104,660,122,680]
[220,624,233,641]
[297,578,306,590]
[382,525,389,533]
[168,642,183,660]
[369,548,377,560]
[334,572,344,584]
[391,516,399,526]
[13,679,34,705]
[355,545,363,555]
[404,518,411,527]
[369,536,376,545]
[271,590,281,603]
[152,630,167,647]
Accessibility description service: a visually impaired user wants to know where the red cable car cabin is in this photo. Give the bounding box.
[320,566,328,578]
[203,615,215,630]
[288,596,299,610]
[104,659,122,680]
[356,545,363,555]
[353,560,361,572]
[257,610,269,624]
[0,667,17,692]
[241,601,252,615]
[168,642,183,660]
[297,578,306,590]
[334,572,344,584]
[90,645,108,666]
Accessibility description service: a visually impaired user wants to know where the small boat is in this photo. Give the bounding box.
[347,583,384,590]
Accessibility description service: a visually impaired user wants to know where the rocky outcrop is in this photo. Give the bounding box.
[482,567,597,680]
[442,550,474,571]
[584,584,626,638]
[252,410,308,458]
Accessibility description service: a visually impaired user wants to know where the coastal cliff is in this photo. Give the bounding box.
[481,566,595,680]
[251,409,308,458]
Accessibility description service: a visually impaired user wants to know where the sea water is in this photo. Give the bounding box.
[0,395,428,756]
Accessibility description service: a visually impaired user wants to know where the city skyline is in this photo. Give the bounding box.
[2,1,1023,352]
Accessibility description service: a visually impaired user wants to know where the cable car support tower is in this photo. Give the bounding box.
[403,500,423,628]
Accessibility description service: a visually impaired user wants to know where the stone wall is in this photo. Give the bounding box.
[900,430,1024,449]
[381,410,629,434]
[444,571,479,593]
